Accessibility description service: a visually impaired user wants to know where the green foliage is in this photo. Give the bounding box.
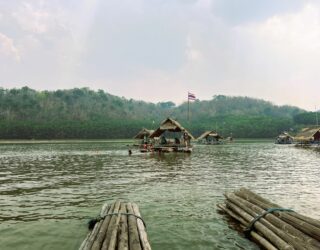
[0,87,310,139]
[293,112,319,125]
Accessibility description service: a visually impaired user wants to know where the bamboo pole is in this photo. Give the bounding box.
[235,190,320,242]
[291,213,320,229]
[91,202,117,250]
[277,214,320,242]
[225,193,311,250]
[232,193,320,249]
[102,200,121,250]
[80,201,151,250]
[217,204,278,250]
[118,203,129,250]
[132,203,152,250]
[226,196,300,249]
[79,203,110,250]
[239,188,320,228]
[225,200,295,250]
[127,202,142,250]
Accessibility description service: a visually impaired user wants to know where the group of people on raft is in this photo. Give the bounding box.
[140,131,191,152]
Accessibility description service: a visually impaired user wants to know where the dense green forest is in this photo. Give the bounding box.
[0,87,317,139]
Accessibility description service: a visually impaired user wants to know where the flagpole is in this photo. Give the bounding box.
[316,105,319,126]
[188,94,190,122]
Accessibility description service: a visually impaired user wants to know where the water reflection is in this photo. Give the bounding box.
[0,141,319,250]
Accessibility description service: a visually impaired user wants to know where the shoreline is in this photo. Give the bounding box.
[0,138,274,144]
[0,139,132,144]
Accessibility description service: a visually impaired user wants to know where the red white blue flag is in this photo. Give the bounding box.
[188,92,196,100]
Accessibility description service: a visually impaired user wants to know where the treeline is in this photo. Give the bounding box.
[0,87,316,139]
[0,120,155,139]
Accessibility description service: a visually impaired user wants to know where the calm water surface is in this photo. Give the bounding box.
[0,141,319,250]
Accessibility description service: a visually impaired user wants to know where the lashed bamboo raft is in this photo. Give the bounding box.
[218,188,320,250]
[80,201,151,250]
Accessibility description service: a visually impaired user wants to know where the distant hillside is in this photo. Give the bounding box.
[174,95,302,118]
[0,87,312,139]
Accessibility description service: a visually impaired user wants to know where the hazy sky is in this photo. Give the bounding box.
[1,0,320,110]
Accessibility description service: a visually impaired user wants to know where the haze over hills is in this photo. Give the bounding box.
[0,87,317,139]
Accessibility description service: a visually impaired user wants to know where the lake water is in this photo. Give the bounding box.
[0,140,319,250]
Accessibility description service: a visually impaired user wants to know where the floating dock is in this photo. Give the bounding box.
[80,201,151,250]
[218,188,320,250]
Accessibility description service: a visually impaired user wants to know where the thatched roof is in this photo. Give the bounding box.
[133,128,154,139]
[197,130,223,140]
[277,132,293,139]
[294,127,320,141]
[149,118,195,139]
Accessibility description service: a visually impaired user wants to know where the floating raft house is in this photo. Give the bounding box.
[275,132,293,144]
[149,117,194,153]
[133,128,154,152]
[218,188,320,250]
[80,201,151,250]
[133,128,154,141]
[294,127,320,145]
[197,130,224,145]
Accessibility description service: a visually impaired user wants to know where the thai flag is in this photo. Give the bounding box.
[188,92,196,100]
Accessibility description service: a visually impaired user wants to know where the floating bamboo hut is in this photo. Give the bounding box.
[80,201,151,250]
[197,130,224,145]
[294,127,320,146]
[149,118,194,153]
[275,132,293,144]
[133,128,154,152]
[218,188,320,250]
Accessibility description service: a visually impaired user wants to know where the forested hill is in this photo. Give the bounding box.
[0,87,315,139]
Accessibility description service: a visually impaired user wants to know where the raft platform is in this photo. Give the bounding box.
[80,201,151,250]
[153,145,192,153]
[218,188,320,250]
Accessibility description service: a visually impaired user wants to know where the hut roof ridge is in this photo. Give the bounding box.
[133,128,154,139]
[149,117,195,139]
[197,130,222,140]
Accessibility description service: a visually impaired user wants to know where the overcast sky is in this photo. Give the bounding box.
[1,0,319,110]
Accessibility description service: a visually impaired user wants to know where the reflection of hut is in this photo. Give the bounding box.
[294,127,320,145]
[197,131,223,145]
[275,132,293,144]
[149,118,194,153]
[133,128,154,152]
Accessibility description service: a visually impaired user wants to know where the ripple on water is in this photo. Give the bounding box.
[0,141,319,250]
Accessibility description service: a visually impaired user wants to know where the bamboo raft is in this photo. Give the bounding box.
[218,188,320,250]
[80,201,151,250]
